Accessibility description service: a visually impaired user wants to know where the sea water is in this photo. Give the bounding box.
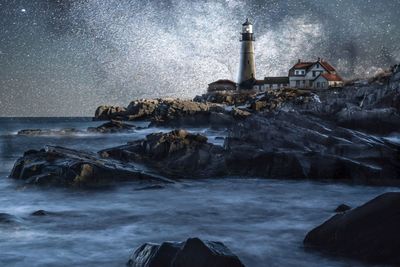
[0,118,396,267]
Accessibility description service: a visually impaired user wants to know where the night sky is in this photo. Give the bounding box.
[0,0,399,116]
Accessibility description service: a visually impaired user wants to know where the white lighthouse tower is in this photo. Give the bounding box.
[238,18,256,89]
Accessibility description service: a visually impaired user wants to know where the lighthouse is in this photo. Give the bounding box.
[238,18,256,89]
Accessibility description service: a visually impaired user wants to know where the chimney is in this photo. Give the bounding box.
[298,59,301,63]
[317,57,321,62]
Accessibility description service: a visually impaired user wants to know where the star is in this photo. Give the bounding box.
[21,8,26,13]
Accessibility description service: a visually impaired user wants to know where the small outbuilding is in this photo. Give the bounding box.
[208,79,237,92]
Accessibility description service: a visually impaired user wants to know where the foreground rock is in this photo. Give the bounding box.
[100,129,225,178]
[10,146,172,187]
[304,192,400,265]
[127,237,245,267]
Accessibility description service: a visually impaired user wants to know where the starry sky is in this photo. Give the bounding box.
[0,0,399,116]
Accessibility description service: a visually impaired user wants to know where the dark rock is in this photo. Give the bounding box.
[334,204,351,213]
[304,192,400,265]
[87,120,135,133]
[224,113,400,182]
[0,213,21,224]
[173,237,245,267]
[17,128,81,136]
[31,210,48,216]
[127,237,245,267]
[100,130,226,178]
[10,145,173,187]
[127,241,183,267]
[94,105,127,121]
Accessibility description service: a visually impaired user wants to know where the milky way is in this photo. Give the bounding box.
[0,0,399,116]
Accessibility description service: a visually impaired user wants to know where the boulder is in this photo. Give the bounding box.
[304,192,400,265]
[127,237,245,267]
[94,105,127,121]
[100,130,226,178]
[9,146,172,187]
[87,120,135,133]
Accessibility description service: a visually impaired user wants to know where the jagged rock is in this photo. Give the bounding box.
[87,120,135,133]
[94,105,127,121]
[334,204,351,213]
[231,108,251,119]
[224,113,400,182]
[127,237,245,267]
[304,192,400,265]
[9,146,172,187]
[100,130,226,178]
[336,107,400,133]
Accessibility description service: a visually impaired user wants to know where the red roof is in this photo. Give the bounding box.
[320,73,343,82]
[291,59,337,73]
[292,62,314,69]
[209,79,237,85]
[320,61,336,72]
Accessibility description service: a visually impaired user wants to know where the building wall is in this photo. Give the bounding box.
[304,64,325,81]
[313,76,329,89]
[208,83,236,92]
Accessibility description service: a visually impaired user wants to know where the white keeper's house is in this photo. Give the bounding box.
[288,58,344,89]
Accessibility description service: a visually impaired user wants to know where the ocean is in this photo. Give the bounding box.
[0,117,396,267]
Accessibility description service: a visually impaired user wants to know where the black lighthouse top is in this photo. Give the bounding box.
[241,18,255,41]
[242,18,252,26]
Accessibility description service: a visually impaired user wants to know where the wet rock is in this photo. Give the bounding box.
[10,145,172,187]
[304,192,400,265]
[127,237,245,267]
[334,204,351,213]
[31,210,48,216]
[87,120,135,133]
[17,128,81,136]
[224,113,400,182]
[336,107,400,133]
[100,130,226,178]
[231,108,251,119]
[0,213,21,224]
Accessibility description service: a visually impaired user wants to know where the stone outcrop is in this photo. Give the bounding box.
[94,105,127,121]
[127,237,245,267]
[100,129,226,178]
[224,112,400,182]
[9,146,172,187]
[87,120,135,133]
[304,192,400,265]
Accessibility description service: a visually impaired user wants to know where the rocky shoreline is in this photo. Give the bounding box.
[6,67,400,266]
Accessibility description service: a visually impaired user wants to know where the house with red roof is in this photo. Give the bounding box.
[288,58,343,89]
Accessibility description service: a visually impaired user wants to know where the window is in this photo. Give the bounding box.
[313,71,316,77]
[316,63,320,68]
[296,80,300,87]
[317,82,320,88]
